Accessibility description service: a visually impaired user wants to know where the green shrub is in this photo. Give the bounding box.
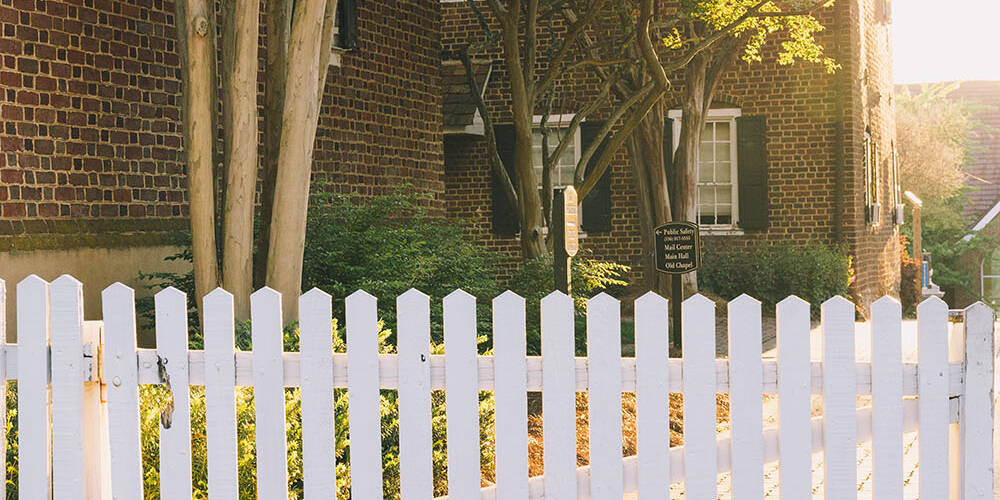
[138,189,504,345]
[508,251,630,355]
[699,242,853,314]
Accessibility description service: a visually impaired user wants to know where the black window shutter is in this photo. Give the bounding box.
[581,121,612,232]
[736,115,768,230]
[491,124,519,235]
[338,0,359,50]
[663,117,674,177]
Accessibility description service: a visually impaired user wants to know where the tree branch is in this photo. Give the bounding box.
[534,0,610,98]
[459,47,518,208]
[574,80,656,186]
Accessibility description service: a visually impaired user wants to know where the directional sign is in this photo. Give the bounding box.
[654,221,700,274]
[563,186,579,257]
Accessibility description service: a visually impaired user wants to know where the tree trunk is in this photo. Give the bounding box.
[253,0,294,289]
[174,0,219,311]
[265,0,328,322]
[220,0,260,319]
[629,102,673,298]
[513,116,547,260]
[672,53,711,293]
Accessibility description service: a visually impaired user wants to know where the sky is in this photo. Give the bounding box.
[893,0,1000,84]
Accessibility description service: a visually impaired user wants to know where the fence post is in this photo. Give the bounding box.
[960,302,995,499]
[82,320,111,499]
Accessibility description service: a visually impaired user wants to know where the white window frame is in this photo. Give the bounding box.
[668,107,742,233]
[532,114,585,235]
[981,256,1000,306]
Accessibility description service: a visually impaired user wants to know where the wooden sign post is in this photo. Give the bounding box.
[553,187,579,294]
[654,221,700,353]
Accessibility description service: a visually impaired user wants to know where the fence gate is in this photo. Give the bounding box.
[0,274,997,498]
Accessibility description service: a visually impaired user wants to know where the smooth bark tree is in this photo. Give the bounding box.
[220,0,260,318]
[173,0,342,321]
[174,0,218,313]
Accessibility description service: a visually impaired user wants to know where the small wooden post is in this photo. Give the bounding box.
[552,187,579,294]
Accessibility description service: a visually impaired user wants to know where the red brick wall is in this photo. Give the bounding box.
[0,0,445,244]
[442,0,901,306]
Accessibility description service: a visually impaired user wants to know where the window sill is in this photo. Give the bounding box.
[701,228,744,236]
[330,47,346,67]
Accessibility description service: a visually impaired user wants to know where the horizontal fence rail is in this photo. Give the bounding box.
[0,274,996,499]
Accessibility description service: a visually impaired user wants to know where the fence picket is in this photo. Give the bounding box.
[102,283,143,499]
[776,296,812,499]
[155,287,192,499]
[17,275,50,500]
[493,291,529,499]
[917,296,949,499]
[960,302,995,499]
[728,294,764,499]
[541,291,577,499]
[682,294,717,499]
[250,288,289,499]
[397,289,433,499]
[587,293,623,498]
[346,290,384,498]
[443,289,481,498]
[634,292,669,498]
[871,296,903,500]
[298,289,337,499]
[203,289,238,500]
[50,275,86,497]
[821,296,857,499]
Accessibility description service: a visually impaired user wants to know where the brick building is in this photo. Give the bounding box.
[1,0,900,322]
[0,0,445,326]
[441,0,901,311]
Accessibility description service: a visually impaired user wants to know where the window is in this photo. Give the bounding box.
[983,252,1000,307]
[329,0,358,66]
[668,108,741,230]
[532,116,582,226]
[864,128,881,225]
[532,121,581,193]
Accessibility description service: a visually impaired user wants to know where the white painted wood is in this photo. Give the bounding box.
[82,320,111,500]
[540,291,577,500]
[870,296,903,500]
[821,295,857,500]
[49,275,85,498]
[960,302,995,499]
[346,290,384,498]
[155,286,192,499]
[682,293,717,499]
[203,288,238,500]
[633,292,669,499]
[102,283,143,499]
[587,293,623,499]
[443,289,481,498]
[949,320,965,500]
[130,347,965,396]
[728,294,764,499]
[918,296,949,499]
[776,296,811,499]
[0,279,6,500]
[298,288,337,499]
[250,287,290,500]
[17,275,50,500]
[397,289,433,499]
[493,291,528,500]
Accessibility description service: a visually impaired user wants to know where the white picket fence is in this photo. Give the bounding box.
[0,273,996,499]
